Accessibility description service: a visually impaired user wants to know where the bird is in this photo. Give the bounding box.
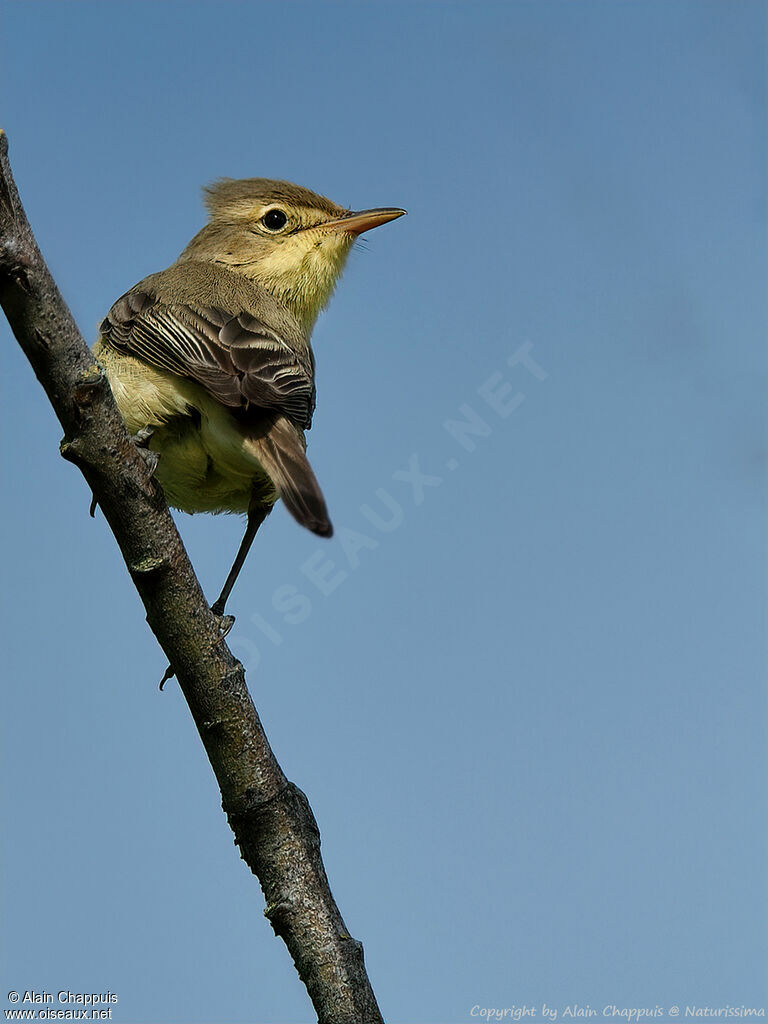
[94,177,405,616]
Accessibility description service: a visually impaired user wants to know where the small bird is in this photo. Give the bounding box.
[95,178,405,615]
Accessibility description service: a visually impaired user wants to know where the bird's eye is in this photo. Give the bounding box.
[261,208,288,232]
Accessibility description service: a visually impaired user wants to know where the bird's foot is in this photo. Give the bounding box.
[217,613,236,638]
[139,448,160,476]
[158,612,234,691]
[210,594,236,634]
[90,426,158,515]
[133,425,155,447]
[132,427,160,476]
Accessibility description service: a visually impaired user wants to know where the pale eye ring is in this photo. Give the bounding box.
[261,208,288,232]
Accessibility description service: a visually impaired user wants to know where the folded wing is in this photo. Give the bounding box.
[101,288,316,430]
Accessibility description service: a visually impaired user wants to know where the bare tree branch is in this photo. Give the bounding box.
[0,130,384,1024]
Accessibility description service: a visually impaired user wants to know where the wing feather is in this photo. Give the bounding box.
[245,417,332,537]
[101,290,316,429]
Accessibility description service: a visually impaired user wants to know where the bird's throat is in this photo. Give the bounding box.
[247,240,353,333]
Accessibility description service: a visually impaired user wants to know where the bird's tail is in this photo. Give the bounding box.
[246,416,333,537]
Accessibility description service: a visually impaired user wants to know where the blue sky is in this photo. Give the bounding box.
[1,2,765,1022]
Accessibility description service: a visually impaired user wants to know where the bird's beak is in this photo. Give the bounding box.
[320,207,407,235]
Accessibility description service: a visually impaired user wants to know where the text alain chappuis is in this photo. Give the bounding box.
[6,992,117,1021]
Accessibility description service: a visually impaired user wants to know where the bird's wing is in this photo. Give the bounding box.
[100,288,316,429]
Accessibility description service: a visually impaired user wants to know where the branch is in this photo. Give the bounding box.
[0,130,384,1024]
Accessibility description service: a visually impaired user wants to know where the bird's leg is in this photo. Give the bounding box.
[211,504,270,617]
[158,503,269,690]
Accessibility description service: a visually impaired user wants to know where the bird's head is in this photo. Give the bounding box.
[179,178,405,332]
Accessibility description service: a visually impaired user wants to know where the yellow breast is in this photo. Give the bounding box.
[93,339,277,515]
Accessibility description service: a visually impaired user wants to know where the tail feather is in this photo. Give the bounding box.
[247,416,332,537]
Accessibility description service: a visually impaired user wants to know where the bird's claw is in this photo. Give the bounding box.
[138,447,160,476]
[217,614,236,638]
[132,427,160,477]
[159,664,175,690]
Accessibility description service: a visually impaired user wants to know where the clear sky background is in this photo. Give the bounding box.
[1,2,765,1022]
